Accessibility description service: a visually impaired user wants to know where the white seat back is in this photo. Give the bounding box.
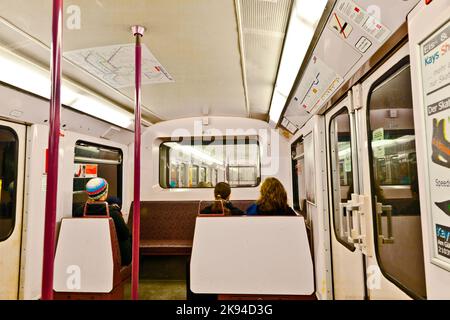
[190,216,314,295]
[53,218,114,293]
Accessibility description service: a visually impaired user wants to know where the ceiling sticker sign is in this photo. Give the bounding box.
[336,0,391,42]
[329,12,353,40]
[64,44,174,89]
[336,0,368,26]
[297,56,344,113]
[355,36,373,53]
[420,21,450,270]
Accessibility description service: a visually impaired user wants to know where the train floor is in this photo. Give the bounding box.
[124,256,188,300]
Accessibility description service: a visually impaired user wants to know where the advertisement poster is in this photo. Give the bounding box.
[420,21,450,269]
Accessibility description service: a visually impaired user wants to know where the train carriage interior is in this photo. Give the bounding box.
[0,0,449,301]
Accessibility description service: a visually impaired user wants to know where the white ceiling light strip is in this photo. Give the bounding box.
[269,0,328,126]
[0,45,135,129]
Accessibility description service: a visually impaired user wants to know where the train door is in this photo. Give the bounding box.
[325,96,366,299]
[356,43,427,299]
[408,0,450,298]
[0,120,25,299]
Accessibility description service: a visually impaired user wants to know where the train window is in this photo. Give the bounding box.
[367,61,426,299]
[159,136,260,188]
[329,108,355,251]
[72,141,123,216]
[291,138,306,212]
[0,127,18,241]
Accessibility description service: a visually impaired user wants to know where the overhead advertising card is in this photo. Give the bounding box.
[64,44,174,89]
[420,21,450,270]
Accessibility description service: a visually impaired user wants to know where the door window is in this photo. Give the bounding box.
[0,126,19,241]
[329,108,355,250]
[367,61,426,299]
[73,141,123,216]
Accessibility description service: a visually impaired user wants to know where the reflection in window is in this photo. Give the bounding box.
[159,137,260,188]
[72,141,123,216]
[0,127,18,241]
[368,63,426,299]
[329,108,355,250]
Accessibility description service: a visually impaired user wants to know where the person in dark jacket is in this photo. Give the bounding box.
[75,177,132,266]
[200,182,243,215]
[247,177,297,216]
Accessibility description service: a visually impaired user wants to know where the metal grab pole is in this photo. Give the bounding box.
[131,25,144,300]
[41,0,63,300]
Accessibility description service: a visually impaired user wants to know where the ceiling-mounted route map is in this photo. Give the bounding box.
[64,44,174,89]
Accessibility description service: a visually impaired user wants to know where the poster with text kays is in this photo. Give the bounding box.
[421,21,450,270]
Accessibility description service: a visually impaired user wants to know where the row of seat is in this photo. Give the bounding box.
[53,200,254,299]
[53,200,313,299]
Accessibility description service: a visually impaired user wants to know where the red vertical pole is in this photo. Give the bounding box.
[131,25,144,300]
[41,0,63,300]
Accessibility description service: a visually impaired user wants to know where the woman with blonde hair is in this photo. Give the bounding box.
[246,177,296,216]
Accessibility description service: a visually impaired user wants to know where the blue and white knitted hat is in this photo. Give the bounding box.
[86,177,108,201]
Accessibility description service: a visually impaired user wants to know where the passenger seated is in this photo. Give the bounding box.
[107,195,122,214]
[246,177,297,216]
[75,178,132,266]
[200,182,244,215]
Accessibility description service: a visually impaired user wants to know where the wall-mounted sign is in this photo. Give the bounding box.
[355,36,373,53]
[420,21,450,271]
[329,13,353,40]
[336,0,391,42]
[296,56,344,113]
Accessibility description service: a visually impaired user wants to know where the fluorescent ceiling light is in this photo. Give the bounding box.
[0,46,135,129]
[268,90,288,127]
[269,0,328,125]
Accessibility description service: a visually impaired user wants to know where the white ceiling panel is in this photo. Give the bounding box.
[238,0,292,118]
[0,0,255,122]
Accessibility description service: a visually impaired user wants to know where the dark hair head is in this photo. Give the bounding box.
[257,177,288,212]
[214,182,231,200]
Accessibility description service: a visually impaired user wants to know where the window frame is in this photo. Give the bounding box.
[73,140,124,202]
[158,136,261,189]
[291,136,303,212]
[328,106,356,252]
[366,56,426,300]
[0,125,19,242]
